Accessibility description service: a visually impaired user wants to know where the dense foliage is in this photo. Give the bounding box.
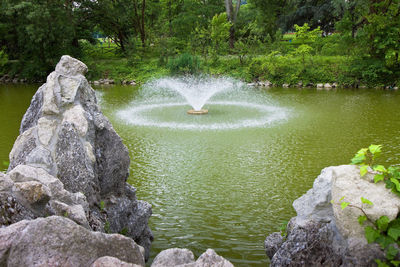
[0,0,398,86]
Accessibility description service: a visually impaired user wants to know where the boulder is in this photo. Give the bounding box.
[331,165,400,239]
[0,216,145,267]
[316,83,324,89]
[92,256,142,267]
[3,55,153,259]
[151,248,195,267]
[264,232,284,259]
[324,83,332,89]
[151,248,233,267]
[265,165,387,266]
[282,83,290,88]
[196,249,234,267]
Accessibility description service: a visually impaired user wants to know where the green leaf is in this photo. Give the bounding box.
[360,165,369,176]
[351,154,366,165]
[374,174,385,183]
[373,165,387,173]
[391,260,400,267]
[339,196,345,201]
[365,226,380,243]
[369,144,382,155]
[386,245,398,260]
[341,202,349,210]
[358,215,367,225]
[375,259,389,267]
[376,216,390,232]
[100,200,105,211]
[390,178,400,192]
[388,226,400,240]
[376,234,395,249]
[330,199,335,204]
[361,197,373,206]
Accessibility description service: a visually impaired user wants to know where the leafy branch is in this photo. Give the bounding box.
[347,145,400,266]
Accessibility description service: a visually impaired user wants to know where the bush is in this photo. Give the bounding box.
[167,53,201,75]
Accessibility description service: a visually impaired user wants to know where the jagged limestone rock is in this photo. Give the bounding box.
[3,55,153,258]
[265,165,388,266]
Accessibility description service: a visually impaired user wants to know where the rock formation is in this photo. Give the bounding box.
[0,216,145,266]
[265,165,396,266]
[1,55,152,259]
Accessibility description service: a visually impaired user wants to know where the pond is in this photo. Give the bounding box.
[1,82,400,266]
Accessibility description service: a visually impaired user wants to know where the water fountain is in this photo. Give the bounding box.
[154,76,232,115]
[116,76,289,130]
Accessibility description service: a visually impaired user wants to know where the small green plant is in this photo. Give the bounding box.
[279,220,289,238]
[345,145,400,266]
[119,227,129,236]
[351,145,400,195]
[100,200,105,211]
[1,161,9,172]
[104,221,111,234]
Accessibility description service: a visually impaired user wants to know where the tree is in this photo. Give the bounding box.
[224,0,241,48]
[279,0,340,33]
[211,13,232,55]
[247,0,290,42]
[0,0,94,79]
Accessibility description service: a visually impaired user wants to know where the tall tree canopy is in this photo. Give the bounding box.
[0,0,93,78]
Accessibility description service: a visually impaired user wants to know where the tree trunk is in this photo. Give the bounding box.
[140,0,146,47]
[224,0,240,49]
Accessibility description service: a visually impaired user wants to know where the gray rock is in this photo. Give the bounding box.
[266,165,388,266]
[55,55,88,76]
[55,121,99,205]
[293,166,335,227]
[269,220,346,267]
[92,256,142,267]
[0,216,145,267]
[37,117,57,146]
[0,193,36,225]
[282,83,290,88]
[152,248,233,267]
[264,232,284,259]
[94,118,130,197]
[195,249,233,267]
[324,83,332,89]
[331,165,400,239]
[5,165,89,228]
[316,83,324,89]
[8,127,37,171]
[4,55,153,259]
[151,248,195,267]
[20,88,43,133]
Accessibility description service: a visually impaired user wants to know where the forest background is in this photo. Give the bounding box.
[0,0,399,87]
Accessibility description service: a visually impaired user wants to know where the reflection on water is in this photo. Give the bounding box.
[1,83,400,266]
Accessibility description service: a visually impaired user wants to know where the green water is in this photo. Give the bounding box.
[1,83,400,266]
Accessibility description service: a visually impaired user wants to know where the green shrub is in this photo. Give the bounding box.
[167,53,201,75]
